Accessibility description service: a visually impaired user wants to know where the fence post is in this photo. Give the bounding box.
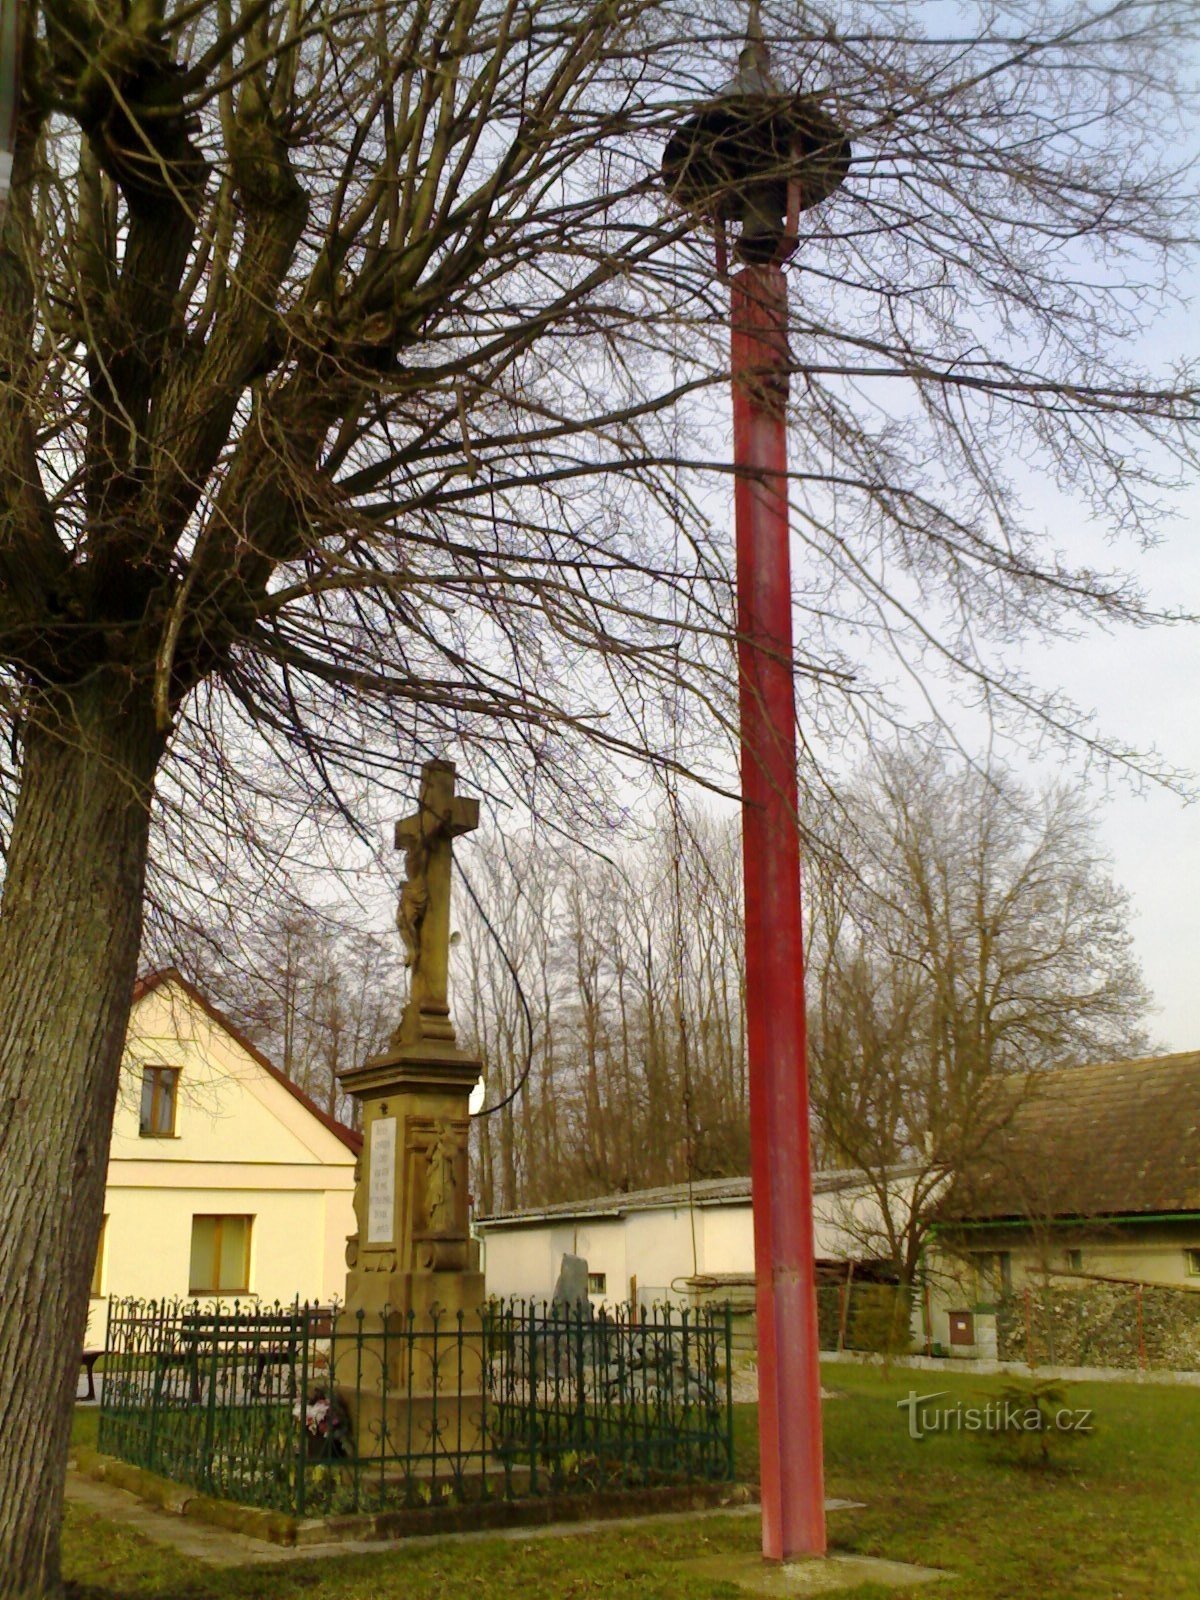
[1136,1283,1147,1371]
[724,1304,735,1480]
[527,1308,539,1495]
[97,1297,115,1450]
[353,1307,366,1513]
[400,1309,413,1505]
[146,1302,165,1475]
[294,1304,311,1518]
[837,1281,850,1353]
[201,1307,222,1492]
[681,1304,692,1416]
[573,1305,587,1451]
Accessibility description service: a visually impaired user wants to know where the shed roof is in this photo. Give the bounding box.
[940,1051,1200,1223]
[476,1165,918,1229]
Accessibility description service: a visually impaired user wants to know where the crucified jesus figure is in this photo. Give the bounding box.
[397,836,431,971]
[392,759,479,1047]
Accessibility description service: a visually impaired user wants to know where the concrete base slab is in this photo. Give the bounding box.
[66,1474,294,1568]
[678,1551,947,1595]
[66,1471,861,1570]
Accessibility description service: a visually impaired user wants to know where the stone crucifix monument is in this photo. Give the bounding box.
[336,758,485,1460]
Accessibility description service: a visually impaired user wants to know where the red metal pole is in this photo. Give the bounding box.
[731,261,825,1561]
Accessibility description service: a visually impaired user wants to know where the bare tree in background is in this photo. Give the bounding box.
[458,815,748,1213]
[191,904,399,1122]
[462,756,1150,1247]
[807,752,1154,1284]
[456,832,559,1207]
[1,0,1198,1588]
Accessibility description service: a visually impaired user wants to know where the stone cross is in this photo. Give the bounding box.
[393,758,479,1048]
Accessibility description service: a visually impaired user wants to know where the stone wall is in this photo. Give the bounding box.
[997,1282,1200,1369]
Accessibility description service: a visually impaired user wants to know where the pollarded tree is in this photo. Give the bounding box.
[1,0,1199,1591]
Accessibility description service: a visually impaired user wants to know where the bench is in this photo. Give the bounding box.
[250,1310,334,1396]
[134,1309,334,1404]
[79,1349,103,1402]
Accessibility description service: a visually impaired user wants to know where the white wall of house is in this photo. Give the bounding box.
[87,975,356,1333]
[698,1203,755,1282]
[481,1204,724,1308]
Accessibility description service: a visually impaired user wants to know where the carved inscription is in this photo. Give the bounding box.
[367,1116,397,1244]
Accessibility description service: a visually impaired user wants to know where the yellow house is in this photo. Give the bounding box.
[88,969,358,1335]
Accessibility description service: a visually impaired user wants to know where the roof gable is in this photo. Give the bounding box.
[115,969,361,1161]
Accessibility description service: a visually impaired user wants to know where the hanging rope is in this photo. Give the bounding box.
[662,241,701,1283]
[456,854,536,1120]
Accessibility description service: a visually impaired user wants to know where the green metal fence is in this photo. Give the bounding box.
[97,1297,734,1517]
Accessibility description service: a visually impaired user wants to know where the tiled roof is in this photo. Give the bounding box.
[940,1052,1200,1222]
[477,1176,749,1226]
[133,968,363,1154]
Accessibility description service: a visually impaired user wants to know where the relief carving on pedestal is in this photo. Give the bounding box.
[406,1115,469,1271]
[364,1249,397,1273]
[425,1124,460,1232]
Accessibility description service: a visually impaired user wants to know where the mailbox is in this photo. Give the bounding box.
[949,1310,975,1346]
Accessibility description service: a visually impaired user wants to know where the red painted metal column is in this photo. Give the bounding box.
[731,260,825,1561]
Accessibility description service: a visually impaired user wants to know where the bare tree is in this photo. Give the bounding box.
[807,750,1154,1283]
[456,831,561,1210]
[1,0,1198,1588]
[459,811,751,1211]
[193,904,399,1122]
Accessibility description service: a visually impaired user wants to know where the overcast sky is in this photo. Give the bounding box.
[1021,530,1200,1053]
[971,266,1200,1055]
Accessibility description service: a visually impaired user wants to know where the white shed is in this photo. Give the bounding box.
[475,1168,919,1310]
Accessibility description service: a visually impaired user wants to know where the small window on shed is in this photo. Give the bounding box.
[587,1272,607,1296]
[974,1251,1012,1296]
[1186,1249,1200,1278]
[1066,1248,1083,1272]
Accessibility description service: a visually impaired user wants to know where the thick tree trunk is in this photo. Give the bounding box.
[0,677,164,1600]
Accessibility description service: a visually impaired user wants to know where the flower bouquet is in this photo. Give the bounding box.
[294,1387,352,1460]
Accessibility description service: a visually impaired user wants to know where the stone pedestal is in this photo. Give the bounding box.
[336,1040,485,1462]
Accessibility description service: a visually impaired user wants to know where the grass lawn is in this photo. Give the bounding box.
[64,1363,1200,1599]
